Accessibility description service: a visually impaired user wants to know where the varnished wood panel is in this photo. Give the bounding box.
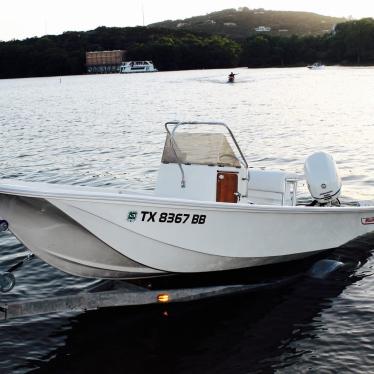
[216,172,238,203]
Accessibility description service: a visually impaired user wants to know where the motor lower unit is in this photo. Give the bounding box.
[304,151,341,204]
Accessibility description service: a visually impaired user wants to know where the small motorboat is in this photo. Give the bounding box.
[307,62,325,70]
[0,121,373,280]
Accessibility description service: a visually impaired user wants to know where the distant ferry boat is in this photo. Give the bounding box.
[119,61,158,73]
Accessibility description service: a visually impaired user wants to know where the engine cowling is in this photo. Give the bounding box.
[304,152,341,204]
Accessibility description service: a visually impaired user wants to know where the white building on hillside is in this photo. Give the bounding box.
[255,26,271,32]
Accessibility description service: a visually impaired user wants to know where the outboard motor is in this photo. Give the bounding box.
[304,152,341,205]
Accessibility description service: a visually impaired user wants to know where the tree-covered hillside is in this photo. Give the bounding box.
[0,27,241,78]
[149,8,346,39]
[1,18,374,79]
[240,18,374,67]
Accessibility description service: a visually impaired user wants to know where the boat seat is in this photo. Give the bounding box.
[247,169,300,206]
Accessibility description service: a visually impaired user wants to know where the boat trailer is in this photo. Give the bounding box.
[0,218,348,321]
[0,224,285,320]
[0,217,296,320]
[0,255,360,320]
[0,279,281,320]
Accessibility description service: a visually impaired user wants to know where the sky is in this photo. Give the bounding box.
[1,0,374,41]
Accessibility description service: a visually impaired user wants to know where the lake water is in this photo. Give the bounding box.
[0,67,374,373]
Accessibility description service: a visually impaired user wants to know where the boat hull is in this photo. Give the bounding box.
[1,180,374,279]
[120,70,158,74]
[0,195,164,279]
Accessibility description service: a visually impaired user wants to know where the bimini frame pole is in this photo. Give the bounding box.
[164,121,249,188]
[164,121,186,188]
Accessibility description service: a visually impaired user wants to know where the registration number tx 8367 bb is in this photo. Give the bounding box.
[141,211,206,224]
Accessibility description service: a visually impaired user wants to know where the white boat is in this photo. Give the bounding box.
[119,61,158,74]
[0,121,373,280]
[307,62,325,70]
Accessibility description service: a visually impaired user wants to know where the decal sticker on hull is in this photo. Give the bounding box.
[361,217,374,225]
[127,211,138,222]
